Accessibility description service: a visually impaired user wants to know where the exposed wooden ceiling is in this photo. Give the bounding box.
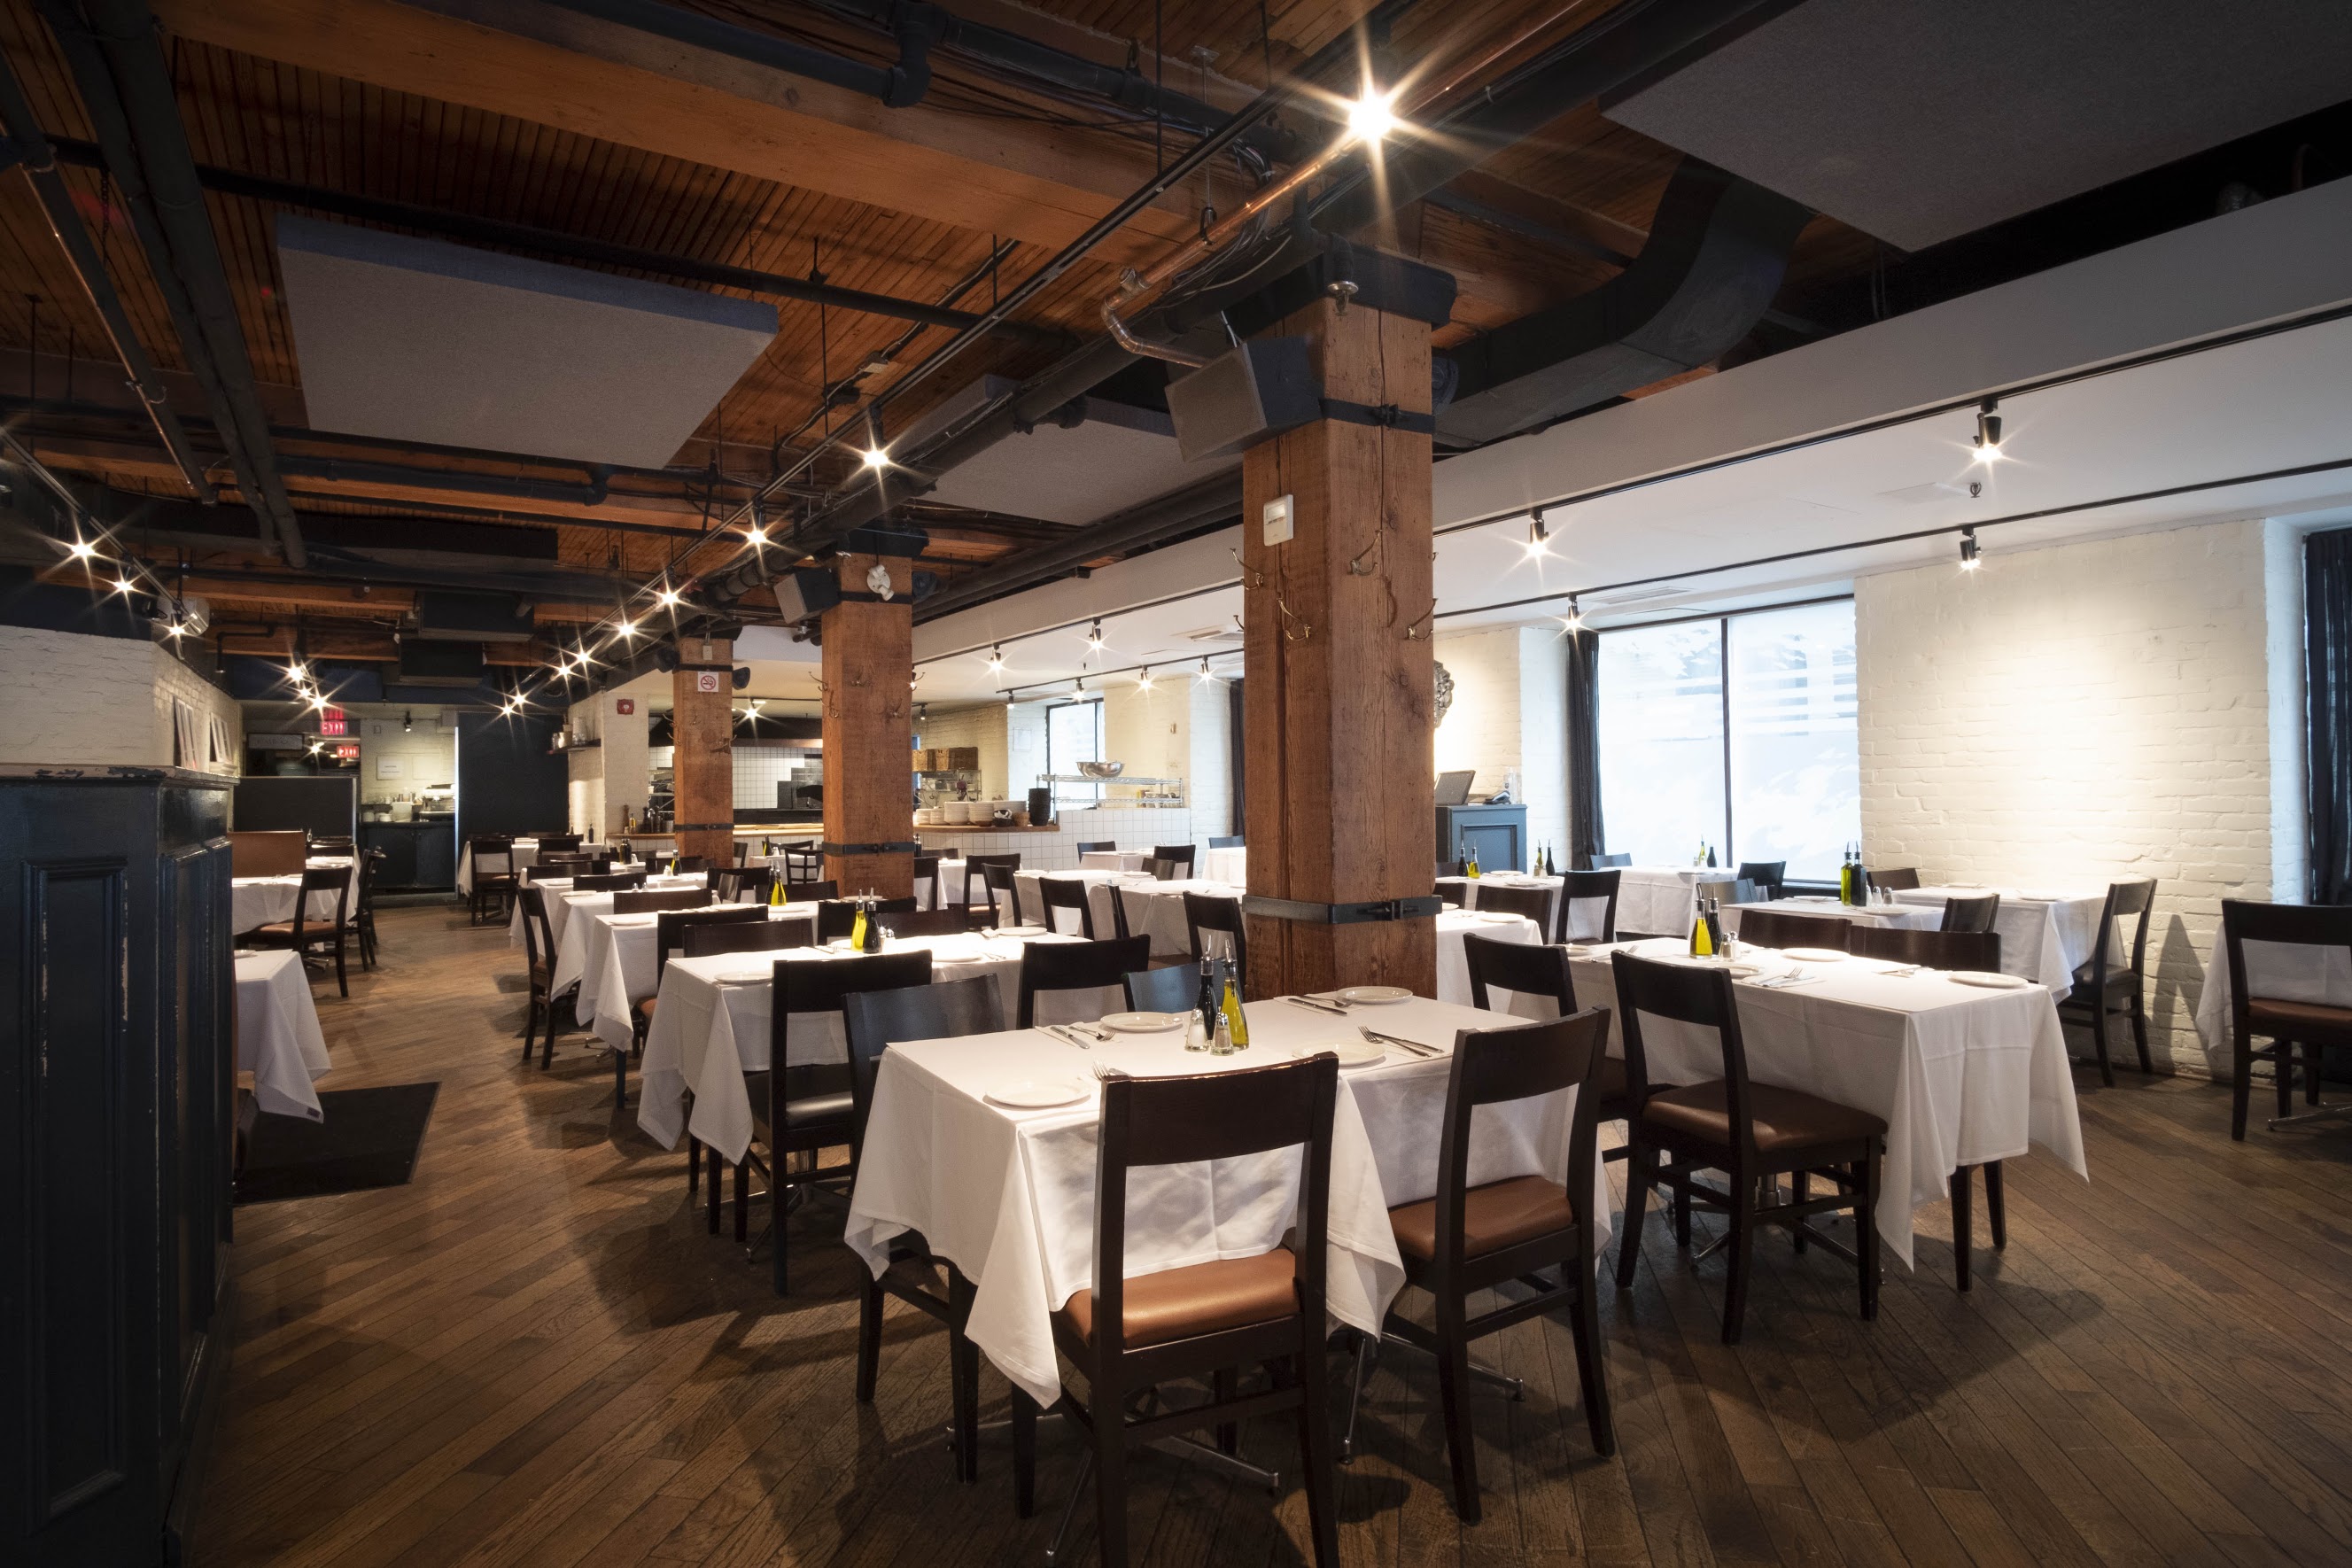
[0,0,1888,673]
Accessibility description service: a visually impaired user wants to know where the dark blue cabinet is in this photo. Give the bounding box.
[1436,803,1528,874]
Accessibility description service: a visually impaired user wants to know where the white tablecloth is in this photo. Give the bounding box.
[509,873,733,951]
[1439,873,1563,933]
[1614,866,1712,935]
[1203,846,1247,884]
[456,838,525,897]
[1719,897,1940,940]
[573,904,819,1052]
[1434,907,1542,1003]
[846,994,1611,1408]
[235,950,330,1121]
[636,931,1113,1160]
[1889,886,2107,992]
[1092,877,1241,959]
[2193,928,2352,1070]
[229,857,357,933]
[1568,938,2086,1268]
[1082,850,1153,873]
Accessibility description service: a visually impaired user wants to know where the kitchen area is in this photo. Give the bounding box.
[355,710,459,888]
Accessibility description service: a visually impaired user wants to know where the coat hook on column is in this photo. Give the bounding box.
[1229,546,1266,589]
[1402,601,1436,640]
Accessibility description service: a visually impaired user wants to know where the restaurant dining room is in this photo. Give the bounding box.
[6,2,2352,1564]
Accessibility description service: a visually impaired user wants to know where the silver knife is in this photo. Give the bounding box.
[1284,995,1348,1016]
[1042,1024,1091,1050]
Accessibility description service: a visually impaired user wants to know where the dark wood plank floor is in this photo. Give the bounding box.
[198,905,2352,1568]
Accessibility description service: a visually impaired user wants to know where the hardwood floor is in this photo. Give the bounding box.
[198,905,2352,1568]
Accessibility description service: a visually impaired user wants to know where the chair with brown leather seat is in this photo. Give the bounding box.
[1735,909,1851,951]
[1436,881,1465,908]
[842,975,1005,1479]
[1556,868,1622,943]
[1142,857,1184,881]
[1010,1054,1341,1568]
[609,904,766,1104]
[1611,951,1885,1343]
[574,869,648,892]
[1365,1011,1616,1519]
[611,887,711,916]
[1940,891,2001,934]
[961,854,1021,925]
[815,897,918,944]
[1181,892,1247,983]
[251,866,353,997]
[534,853,594,881]
[465,834,518,924]
[1847,926,1999,971]
[516,886,575,1068]
[1036,876,1098,938]
[1871,866,1922,891]
[738,950,934,1292]
[1017,935,1149,1029]
[2058,878,2158,1087]
[1462,934,1658,1172]
[2221,899,2352,1140]
[1469,882,1550,930]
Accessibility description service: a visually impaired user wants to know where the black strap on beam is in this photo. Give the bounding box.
[1242,894,1444,925]
[670,821,735,833]
[1319,398,1436,434]
[819,840,921,856]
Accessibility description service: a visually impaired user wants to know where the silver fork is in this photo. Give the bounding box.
[1359,1026,1438,1058]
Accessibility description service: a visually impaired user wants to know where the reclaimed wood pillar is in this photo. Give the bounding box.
[819,551,915,899]
[1240,295,1437,998]
[669,633,735,866]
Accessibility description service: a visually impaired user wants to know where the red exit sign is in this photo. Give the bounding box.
[331,743,359,762]
[317,706,348,736]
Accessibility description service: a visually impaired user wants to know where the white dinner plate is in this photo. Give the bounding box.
[1560,944,1595,957]
[1336,985,1412,1005]
[712,965,776,985]
[2012,891,2064,903]
[1783,947,1848,962]
[993,923,1048,937]
[1292,1040,1386,1068]
[1099,1011,1184,1033]
[1473,910,1523,923]
[984,1078,1091,1109]
[1944,881,1985,889]
[1949,970,2031,989]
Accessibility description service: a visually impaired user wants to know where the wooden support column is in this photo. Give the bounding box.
[1241,296,1437,998]
[670,633,735,866]
[819,552,915,899]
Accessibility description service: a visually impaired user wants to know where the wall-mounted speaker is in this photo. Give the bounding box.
[1166,337,1320,462]
[772,566,842,623]
[732,664,751,689]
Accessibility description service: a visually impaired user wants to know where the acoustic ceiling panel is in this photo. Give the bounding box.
[275,214,776,465]
[922,392,1238,525]
[1604,0,2352,251]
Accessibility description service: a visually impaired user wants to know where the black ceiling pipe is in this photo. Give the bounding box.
[537,0,934,105]
[910,473,1243,623]
[43,137,1066,347]
[40,0,308,565]
[0,45,215,500]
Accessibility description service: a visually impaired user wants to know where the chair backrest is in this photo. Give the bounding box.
[1593,852,1631,868]
[2221,900,2352,1019]
[1939,892,2001,935]
[717,866,776,902]
[655,904,767,978]
[1735,909,1850,951]
[518,884,555,972]
[536,854,594,879]
[671,855,713,874]
[913,853,941,909]
[1436,881,1465,907]
[890,908,973,938]
[1695,877,1760,906]
[353,850,379,911]
[1611,951,1764,1157]
[1847,925,2000,971]
[464,834,516,874]
[773,949,935,1111]
[734,840,750,866]
[816,897,918,943]
[1462,934,1575,1017]
[1074,841,1117,855]
[782,879,839,903]
[1428,1012,1610,1269]
[1088,1055,1338,1362]
[538,834,583,853]
[1151,844,1196,876]
[680,919,806,958]
[1471,883,1550,929]
[2093,879,2160,984]
[1143,858,1184,881]
[1207,835,1244,850]
[231,829,309,877]
[982,862,1024,925]
[289,864,351,947]
[612,887,711,915]
[842,975,1005,1149]
[1556,868,1621,943]
[962,853,1021,913]
[1735,861,1786,899]
[1018,935,1151,1028]
[575,870,648,891]
[1123,961,1201,1013]
[1180,891,1246,981]
[308,834,355,855]
[1036,876,1097,938]
[782,844,826,883]
[1871,866,1922,891]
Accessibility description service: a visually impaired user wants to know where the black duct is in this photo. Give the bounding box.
[1437,158,1812,446]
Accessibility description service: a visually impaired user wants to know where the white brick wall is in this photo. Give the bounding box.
[1187,676,1234,840]
[0,626,240,771]
[570,692,650,834]
[152,646,243,774]
[1855,517,2291,1075]
[1430,625,1568,868]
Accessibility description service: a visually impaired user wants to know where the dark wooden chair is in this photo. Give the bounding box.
[1010,1054,1342,1568]
[781,879,838,904]
[680,920,804,959]
[1017,935,1150,1028]
[1462,935,1656,1171]
[534,853,596,881]
[466,834,517,924]
[2057,879,2158,1087]
[1870,867,1922,890]
[960,853,1021,923]
[816,897,919,944]
[1142,858,1184,881]
[516,885,575,1068]
[1365,1012,1615,1518]
[1122,962,1200,1014]
[981,862,1025,927]
[538,833,584,853]
[780,844,825,883]
[350,850,383,969]
[1150,844,1196,877]
[230,828,307,876]
[1593,852,1631,868]
[1556,868,1622,943]
[842,976,1005,1479]
[1181,892,1246,982]
[1469,882,1550,930]
[1611,951,1884,1342]
[889,908,974,938]
[1940,892,2001,934]
[715,865,776,904]
[913,853,942,911]
[575,869,648,891]
[1075,841,1117,855]
[1735,860,1786,901]
[743,951,935,1292]
[1436,881,1465,908]
[2221,899,2352,1140]
[1207,834,1244,850]
[633,904,767,1057]
[1036,876,1097,937]
[669,855,713,874]
[252,866,353,997]
[1734,909,1851,951]
[612,887,711,915]
[1847,926,1999,970]
[307,833,355,856]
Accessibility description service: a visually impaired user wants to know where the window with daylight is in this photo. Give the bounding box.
[1595,600,1859,881]
[1044,700,1106,808]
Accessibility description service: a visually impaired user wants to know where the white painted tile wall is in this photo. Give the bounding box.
[0,626,241,771]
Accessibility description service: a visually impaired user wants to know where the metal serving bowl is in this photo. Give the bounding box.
[1076,760,1126,779]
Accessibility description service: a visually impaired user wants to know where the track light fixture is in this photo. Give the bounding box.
[1137,665,1153,691]
[1346,85,1401,144]
[861,406,889,470]
[1525,509,1550,558]
[985,644,1004,673]
[403,711,414,733]
[1561,594,1582,632]
[656,586,682,608]
[1974,400,2004,462]
[1959,526,1982,571]
[615,618,637,638]
[66,537,98,561]
[1085,619,1104,652]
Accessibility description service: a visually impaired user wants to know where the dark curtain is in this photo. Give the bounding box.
[2309,526,2352,904]
[1565,628,1604,869]
[1226,678,1246,839]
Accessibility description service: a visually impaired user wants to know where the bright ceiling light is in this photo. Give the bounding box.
[1085,619,1104,652]
[1560,594,1583,633]
[163,622,184,638]
[1346,87,1401,144]
[744,524,767,546]
[67,537,98,561]
[1960,526,1983,571]
[985,644,1004,673]
[287,661,307,679]
[615,618,637,638]
[861,446,889,470]
[1137,666,1153,691]
[656,586,681,608]
[112,576,136,594]
[1525,509,1550,559]
[1197,656,1218,684]
[1974,400,2004,462]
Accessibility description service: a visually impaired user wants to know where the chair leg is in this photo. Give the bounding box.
[1433,1300,1480,1522]
[2090,1003,2115,1088]
[1951,1164,1973,1292]
[1790,1169,1809,1252]
[1564,1238,1616,1457]
[707,1152,723,1234]
[1293,1327,1342,1568]
[1721,1174,1755,1344]
[333,935,348,997]
[855,1274,885,1404]
[1213,1368,1239,1455]
[1858,1151,1882,1322]
[2306,1041,2325,1106]
[771,1161,790,1295]
[1672,1160,1692,1248]
[520,993,539,1062]
[1091,1392,1131,1568]
[950,1272,980,1484]
[540,1005,560,1069]
[2232,1037,2253,1140]
[2277,1040,2296,1118]
[1615,1143,1654,1287]
[614,1046,627,1106]
[1012,1386,1038,1519]
[1984,1160,2006,1249]
[734,1159,749,1245]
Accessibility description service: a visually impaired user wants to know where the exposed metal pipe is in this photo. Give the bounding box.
[537,0,935,105]
[276,453,611,507]
[43,137,1066,346]
[40,0,309,566]
[0,44,214,499]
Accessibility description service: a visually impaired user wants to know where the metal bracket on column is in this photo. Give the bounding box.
[1241,894,1443,925]
[671,821,735,833]
[819,840,920,856]
[1318,398,1436,435]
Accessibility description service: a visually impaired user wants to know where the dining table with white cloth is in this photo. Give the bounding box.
[2192,927,2352,1066]
[1434,906,1542,1002]
[1081,850,1153,874]
[844,993,1612,1409]
[569,902,820,1051]
[1887,885,2108,991]
[1089,876,1242,958]
[235,949,331,1120]
[1612,866,1716,936]
[1719,896,1942,939]
[1439,873,1563,930]
[229,856,359,933]
[511,872,709,951]
[1563,937,2087,1269]
[1202,845,1247,884]
[636,930,1112,1160]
